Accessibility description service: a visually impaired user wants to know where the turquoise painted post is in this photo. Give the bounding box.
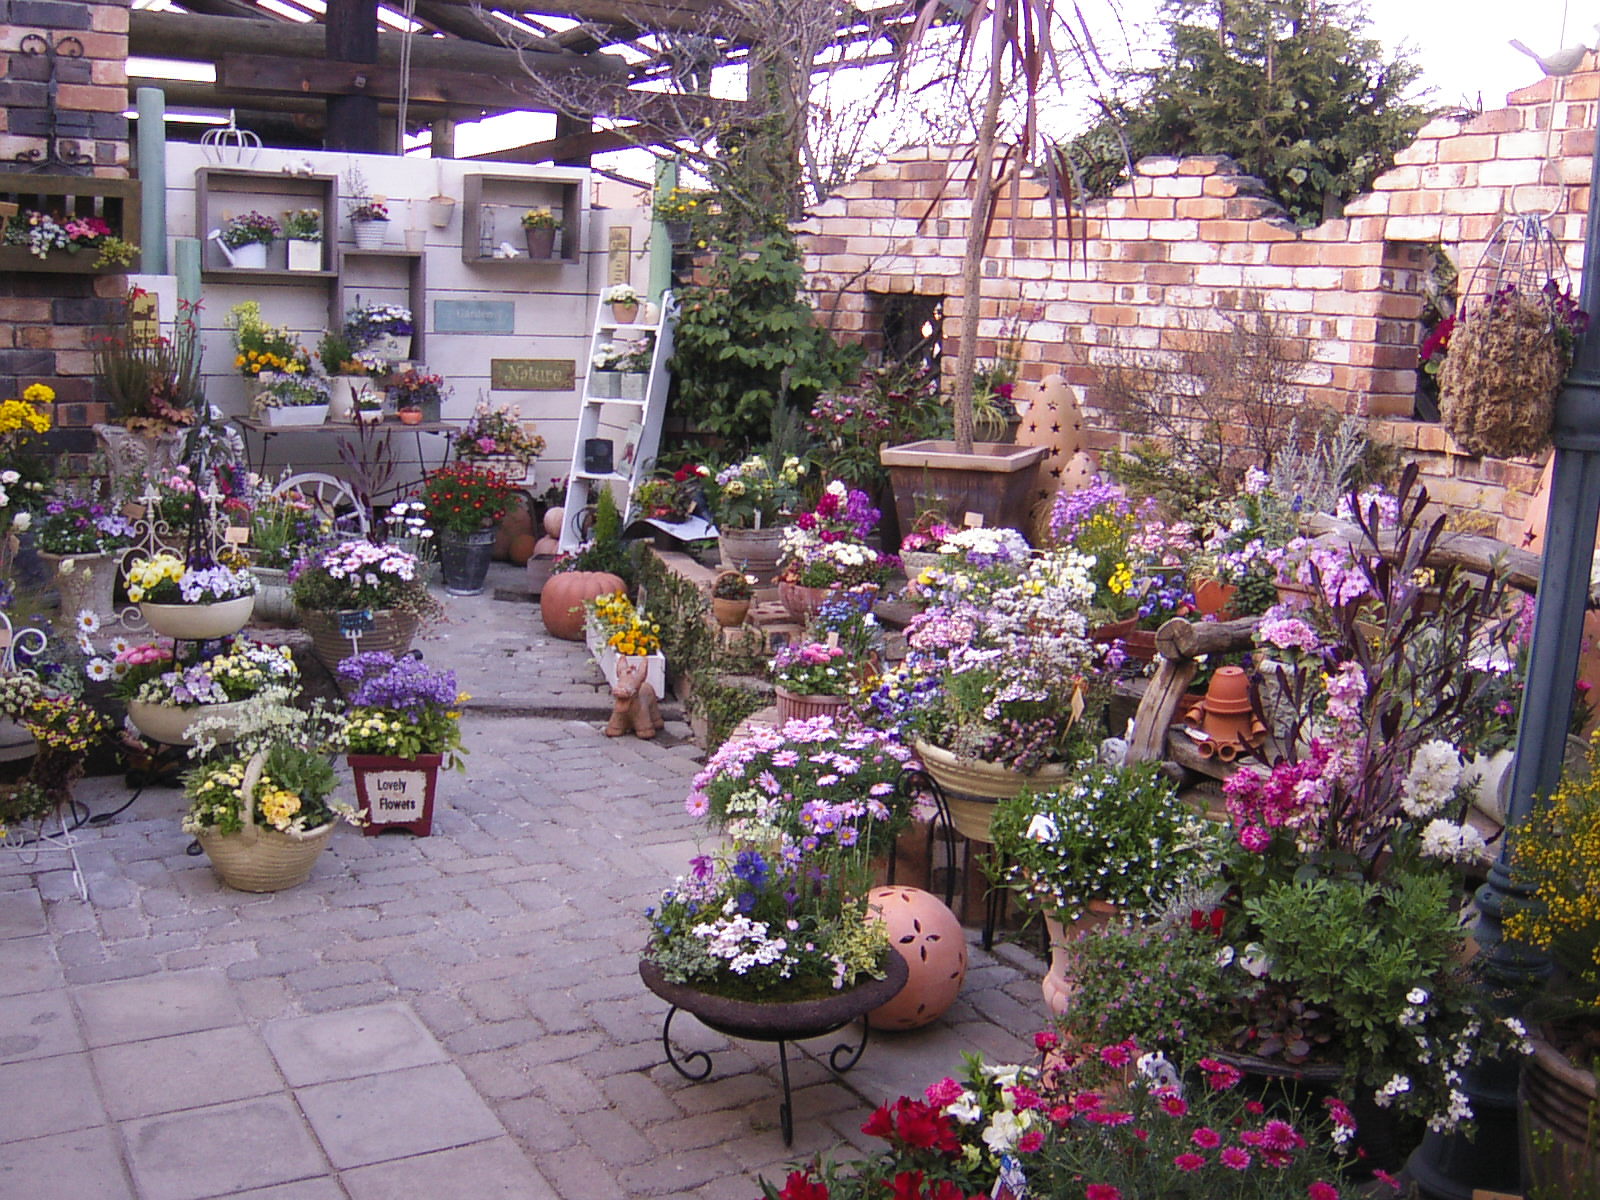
[648,158,678,305]
[135,87,167,274]
[174,238,201,310]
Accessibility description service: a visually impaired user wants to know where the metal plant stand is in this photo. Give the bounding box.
[3,801,89,901]
[640,954,909,1147]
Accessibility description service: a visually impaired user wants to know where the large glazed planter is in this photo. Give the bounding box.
[438,528,496,596]
[127,699,249,747]
[719,526,786,580]
[639,951,908,1043]
[775,686,850,725]
[879,440,1046,537]
[198,820,335,892]
[911,738,1070,843]
[348,752,443,837]
[1522,1028,1600,1190]
[300,608,419,673]
[140,595,256,640]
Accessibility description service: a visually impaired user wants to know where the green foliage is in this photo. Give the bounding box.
[1097,0,1431,224]
[669,231,862,445]
[559,485,633,582]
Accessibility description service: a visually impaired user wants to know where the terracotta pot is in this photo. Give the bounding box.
[774,686,849,724]
[348,752,443,837]
[508,534,537,566]
[865,886,967,1031]
[398,408,423,426]
[1042,901,1118,1016]
[1522,1028,1600,1190]
[777,580,832,623]
[540,571,624,640]
[911,738,1070,843]
[1090,616,1138,646]
[610,302,639,324]
[542,508,564,539]
[1204,665,1254,713]
[719,525,787,581]
[299,608,420,674]
[140,595,256,640]
[1192,578,1237,618]
[711,597,750,628]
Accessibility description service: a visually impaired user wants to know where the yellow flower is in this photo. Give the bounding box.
[22,383,54,405]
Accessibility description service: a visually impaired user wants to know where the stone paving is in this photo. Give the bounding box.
[0,564,1042,1199]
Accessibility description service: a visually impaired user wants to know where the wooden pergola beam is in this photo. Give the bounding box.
[466,123,649,163]
[219,52,554,114]
[138,77,489,123]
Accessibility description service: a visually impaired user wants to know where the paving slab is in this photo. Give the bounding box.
[0,1051,106,1140]
[0,989,84,1063]
[340,1136,558,1200]
[123,1095,327,1200]
[0,887,47,938]
[74,970,244,1048]
[0,1125,135,1200]
[263,1001,446,1086]
[0,933,65,995]
[295,1061,505,1169]
[93,1025,284,1120]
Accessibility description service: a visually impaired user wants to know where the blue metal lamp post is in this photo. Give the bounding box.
[1407,133,1600,1198]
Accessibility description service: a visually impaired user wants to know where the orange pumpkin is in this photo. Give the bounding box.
[508,533,537,566]
[539,571,624,640]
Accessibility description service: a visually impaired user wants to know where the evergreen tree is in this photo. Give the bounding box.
[1078,0,1430,225]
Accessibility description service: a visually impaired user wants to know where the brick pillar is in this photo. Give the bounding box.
[0,0,131,465]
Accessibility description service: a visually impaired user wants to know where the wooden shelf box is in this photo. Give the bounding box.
[0,174,141,274]
[461,173,582,265]
[194,168,338,279]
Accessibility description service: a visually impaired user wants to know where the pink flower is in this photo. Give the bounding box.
[1198,1059,1243,1091]
[1307,1184,1340,1200]
[684,793,709,817]
[1192,1127,1222,1149]
[1047,1105,1073,1126]
[1174,1153,1206,1173]
[1159,1093,1189,1117]
[1260,1119,1305,1152]
[1238,824,1272,853]
[1017,1130,1044,1153]
[1086,1186,1122,1200]
[924,1077,963,1107]
[1009,1085,1043,1112]
[1220,1146,1251,1170]
[1100,1042,1133,1068]
[1034,1030,1059,1052]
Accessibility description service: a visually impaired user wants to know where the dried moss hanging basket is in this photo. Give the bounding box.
[1438,291,1566,460]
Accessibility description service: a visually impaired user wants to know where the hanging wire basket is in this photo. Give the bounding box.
[200,110,262,169]
[1438,213,1585,458]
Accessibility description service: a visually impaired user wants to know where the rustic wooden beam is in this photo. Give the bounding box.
[327,0,382,151]
[466,123,646,163]
[137,78,490,122]
[1302,513,1550,597]
[129,11,628,81]
[219,53,553,113]
[411,0,517,46]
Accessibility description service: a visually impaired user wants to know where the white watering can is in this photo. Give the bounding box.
[208,230,266,269]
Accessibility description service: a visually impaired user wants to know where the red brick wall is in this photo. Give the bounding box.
[799,65,1600,543]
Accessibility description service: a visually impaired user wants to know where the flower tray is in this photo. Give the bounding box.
[263,404,329,428]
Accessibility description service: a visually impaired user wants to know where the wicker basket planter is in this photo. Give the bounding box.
[299,608,419,673]
[193,753,340,892]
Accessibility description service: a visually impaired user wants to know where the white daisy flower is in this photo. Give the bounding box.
[86,659,112,682]
[109,637,130,655]
[75,609,100,634]
[76,634,94,655]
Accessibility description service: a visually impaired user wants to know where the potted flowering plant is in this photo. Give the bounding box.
[338,651,466,836]
[182,694,358,891]
[1191,465,1300,617]
[347,186,390,248]
[125,551,258,639]
[116,638,298,747]
[651,186,708,243]
[282,208,322,271]
[710,454,804,578]
[631,476,692,523]
[868,551,1112,841]
[250,370,331,426]
[601,283,641,323]
[288,540,436,670]
[33,490,138,618]
[907,525,1034,605]
[775,482,897,620]
[589,342,625,397]
[991,761,1228,1013]
[226,301,311,380]
[343,302,414,366]
[710,570,754,628]
[390,368,446,423]
[453,403,545,473]
[584,590,664,693]
[211,211,279,269]
[762,1039,1358,1199]
[519,208,561,258]
[771,641,854,723]
[418,463,516,596]
[2,210,132,270]
[0,672,109,839]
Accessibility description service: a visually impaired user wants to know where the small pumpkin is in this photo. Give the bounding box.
[539,570,624,640]
[508,533,537,566]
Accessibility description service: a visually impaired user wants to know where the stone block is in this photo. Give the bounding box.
[0,1125,133,1200]
[74,969,243,1047]
[296,1062,503,1169]
[92,1025,282,1120]
[0,1051,104,1140]
[264,1002,447,1087]
[123,1095,325,1200]
[342,1138,558,1200]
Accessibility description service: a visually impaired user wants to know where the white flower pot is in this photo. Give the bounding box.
[139,595,255,639]
[263,404,329,428]
[228,242,268,269]
[127,699,250,747]
[366,333,411,364]
[286,238,322,271]
[620,373,647,401]
[353,220,388,249]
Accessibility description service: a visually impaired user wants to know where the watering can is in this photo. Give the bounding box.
[208,230,266,269]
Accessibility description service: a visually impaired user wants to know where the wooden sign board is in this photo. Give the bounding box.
[490,359,575,392]
[434,299,516,334]
[607,226,632,287]
[130,289,159,346]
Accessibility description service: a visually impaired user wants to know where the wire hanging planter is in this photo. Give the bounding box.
[1437,212,1588,459]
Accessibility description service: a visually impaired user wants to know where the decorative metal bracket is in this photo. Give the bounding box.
[13,34,93,171]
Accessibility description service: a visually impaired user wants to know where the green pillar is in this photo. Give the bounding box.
[136,87,167,274]
[648,158,678,304]
[174,238,201,310]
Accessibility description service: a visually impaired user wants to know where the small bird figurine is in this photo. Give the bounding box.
[1509,28,1600,76]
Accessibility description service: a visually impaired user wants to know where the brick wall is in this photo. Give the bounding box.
[0,0,130,456]
[799,64,1600,544]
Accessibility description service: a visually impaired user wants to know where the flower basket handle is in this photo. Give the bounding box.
[237,751,267,845]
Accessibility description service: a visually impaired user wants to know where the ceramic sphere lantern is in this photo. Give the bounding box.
[540,571,624,641]
[864,885,967,1031]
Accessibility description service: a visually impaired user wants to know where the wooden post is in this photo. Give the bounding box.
[551,112,593,168]
[325,0,380,152]
[429,116,455,159]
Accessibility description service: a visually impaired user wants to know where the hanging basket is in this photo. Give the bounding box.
[1439,292,1567,459]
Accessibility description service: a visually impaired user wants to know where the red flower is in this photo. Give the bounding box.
[889,1171,925,1200]
[1085,1186,1123,1200]
[777,1170,829,1200]
[1173,1153,1206,1172]
[1307,1184,1340,1200]
[1192,1127,1222,1149]
[1017,1130,1044,1153]
[862,1103,894,1141]
[1159,1093,1189,1117]
[1220,1146,1251,1170]
[1033,1030,1059,1052]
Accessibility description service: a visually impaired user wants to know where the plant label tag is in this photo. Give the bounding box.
[224,526,249,545]
[367,771,426,822]
[826,632,839,649]
[339,609,375,635]
[992,1155,1026,1199]
[0,627,11,649]
[963,511,984,528]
